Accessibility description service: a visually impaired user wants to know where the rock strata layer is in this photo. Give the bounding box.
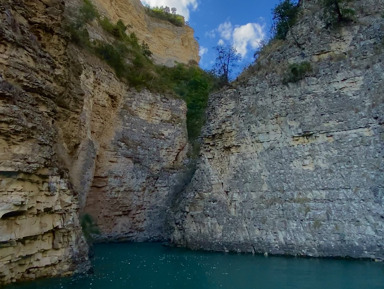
[84,90,188,241]
[171,0,384,259]
[0,0,89,284]
[0,0,189,285]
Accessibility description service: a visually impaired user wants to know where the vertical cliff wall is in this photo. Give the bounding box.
[0,0,89,284]
[171,0,384,259]
[0,0,189,285]
[90,0,200,66]
[83,90,188,241]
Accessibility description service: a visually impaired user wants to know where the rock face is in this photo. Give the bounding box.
[0,0,189,285]
[92,0,200,66]
[83,91,188,242]
[171,0,384,259]
[0,0,89,284]
[1,0,383,285]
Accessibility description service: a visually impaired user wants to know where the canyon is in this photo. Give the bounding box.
[0,0,383,286]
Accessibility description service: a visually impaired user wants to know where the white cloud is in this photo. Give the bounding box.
[141,0,198,21]
[210,21,265,58]
[217,39,225,46]
[217,21,233,40]
[232,23,265,57]
[199,46,208,57]
[205,30,216,39]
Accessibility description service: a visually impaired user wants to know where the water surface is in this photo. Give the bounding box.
[8,243,384,289]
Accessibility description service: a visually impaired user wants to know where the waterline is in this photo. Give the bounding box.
[7,242,384,289]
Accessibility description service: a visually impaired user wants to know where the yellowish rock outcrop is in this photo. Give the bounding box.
[91,0,200,66]
[0,0,89,285]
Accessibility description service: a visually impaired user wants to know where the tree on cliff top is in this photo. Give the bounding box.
[272,0,299,40]
[212,44,241,85]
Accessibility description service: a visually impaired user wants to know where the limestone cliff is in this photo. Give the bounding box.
[0,0,189,285]
[91,0,200,66]
[1,0,383,286]
[171,0,384,259]
[82,89,188,242]
[0,0,89,284]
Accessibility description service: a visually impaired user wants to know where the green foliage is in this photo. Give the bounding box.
[212,45,241,85]
[80,214,100,243]
[322,0,355,27]
[66,0,219,146]
[93,42,127,78]
[272,0,299,40]
[66,25,91,47]
[148,64,218,145]
[144,6,185,27]
[99,18,130,41]
[283,61,312,83]
[141,41,153,58]
[166,65,217,141]
[79,0,99,23]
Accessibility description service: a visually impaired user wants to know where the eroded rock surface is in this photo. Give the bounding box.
[171,0,384,259]
[0,0,189,285]
[0,0,89,284]
[91,0,200,66]
[84,91,188,241]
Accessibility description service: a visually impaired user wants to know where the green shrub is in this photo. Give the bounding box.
[79,0,99,23]
[128,32,141,49]
[272,0,299,40]
[162,64,218,142]
[322,0,355,27]
[141,41,153,58]
[66,25,91,47]
[144,6,185,27]
[93,42,127,78]
[99,18,130,41]
[283,61,312,83]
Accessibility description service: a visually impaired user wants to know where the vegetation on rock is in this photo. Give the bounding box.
[144,6,185,27]
[272,0,300,40]
[322,0,355,27]
[283,61,312,84]
[66,0,218,152]
[164,65,218,142]
[79,0,99,22]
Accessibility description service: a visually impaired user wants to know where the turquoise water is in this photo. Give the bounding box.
[7,243,384,289]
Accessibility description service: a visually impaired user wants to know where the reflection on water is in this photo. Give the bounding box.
[7,242,384,289]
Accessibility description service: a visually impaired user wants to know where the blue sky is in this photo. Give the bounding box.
[141,0,282,76]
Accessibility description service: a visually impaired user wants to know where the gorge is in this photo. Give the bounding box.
[0,0,383,286]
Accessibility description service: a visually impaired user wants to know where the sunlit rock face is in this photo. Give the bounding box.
[0,0,189,285]
[90,0,200,66]
[0,0,89,285]
[171,0,384,259]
